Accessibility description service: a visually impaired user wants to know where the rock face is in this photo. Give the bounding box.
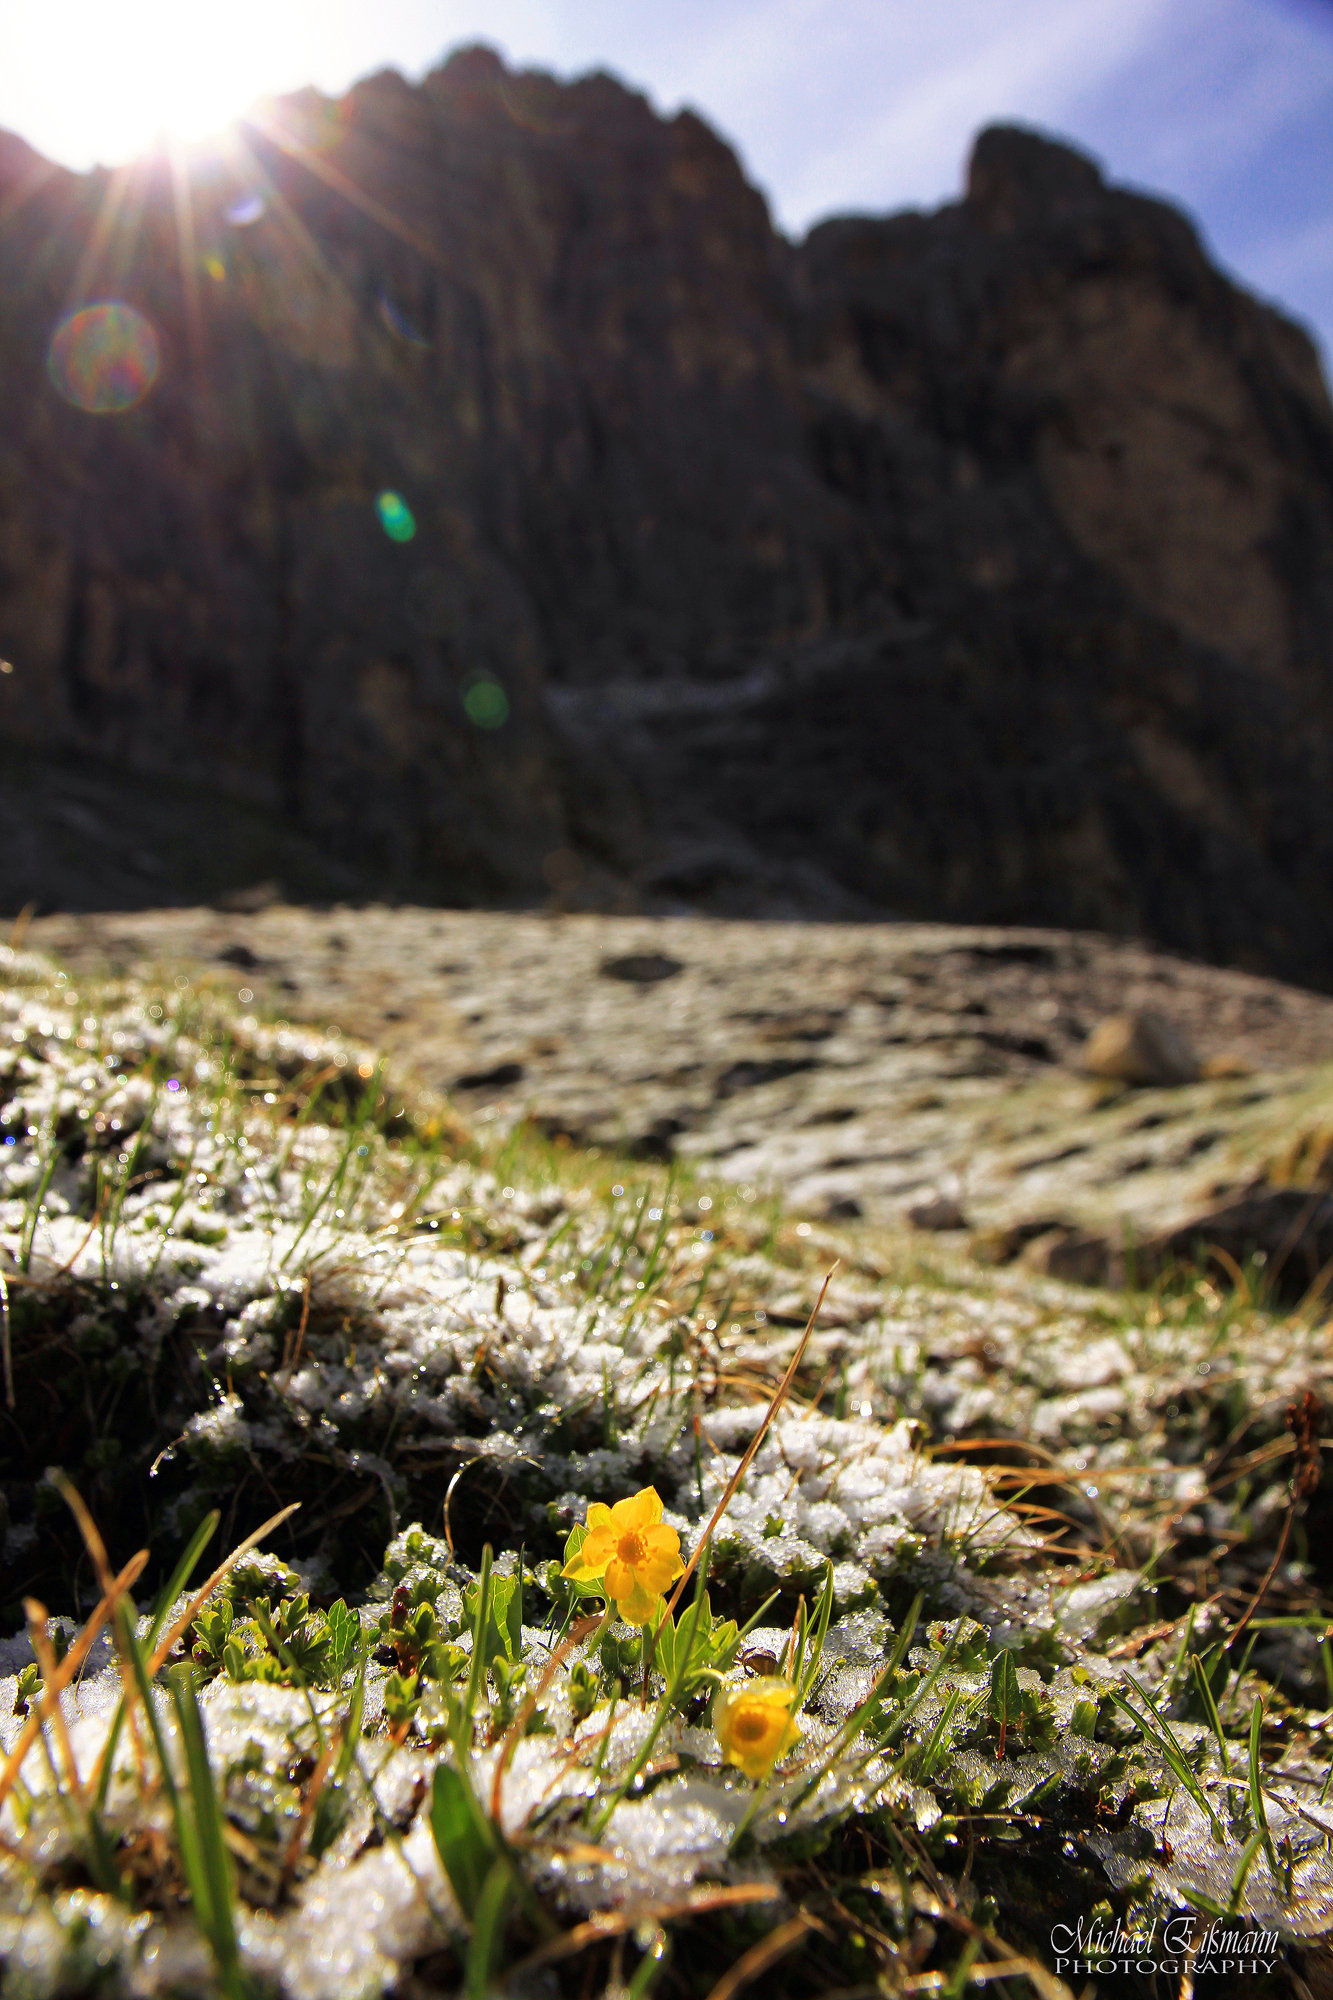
[1,58,1332,980]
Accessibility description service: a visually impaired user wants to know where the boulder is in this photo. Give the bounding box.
[1083,1012,1201,1087]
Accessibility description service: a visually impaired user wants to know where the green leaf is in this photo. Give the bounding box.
[464,1565,521,1667]
[988,1650,1021,1734]
[431,1761,499,1913]
[650,1604,678,1683]
[1071,1698,1100,1740]
[463,1857,514,1999]
[384,1670,421,1729]
[558,1523,606,1603]
[325,1599,358,1679]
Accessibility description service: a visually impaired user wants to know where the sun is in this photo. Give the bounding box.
[0,0,338,170]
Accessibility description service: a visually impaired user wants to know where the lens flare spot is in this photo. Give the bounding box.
[375,491,416,543]
[225,194,266,227]
[463,678,509,730]
[377,292,430,348]
[47,303,160,414]
[203,254,226,282]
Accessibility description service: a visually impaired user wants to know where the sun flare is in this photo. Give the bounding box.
[0,1,354,170]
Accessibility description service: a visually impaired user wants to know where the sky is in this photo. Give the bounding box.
[2,0,1332,371]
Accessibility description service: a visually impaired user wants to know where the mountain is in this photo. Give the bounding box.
[1,48,1332,981]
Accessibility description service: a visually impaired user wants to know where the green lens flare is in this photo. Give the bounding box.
[375,490,416,542]
[463,680,509,730]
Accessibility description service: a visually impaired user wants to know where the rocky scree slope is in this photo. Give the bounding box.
[1,948,1333,1993]
[34,902,1333,1290]
[0,57,1332,979]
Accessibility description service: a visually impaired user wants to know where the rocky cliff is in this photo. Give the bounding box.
[1,50,1332,980]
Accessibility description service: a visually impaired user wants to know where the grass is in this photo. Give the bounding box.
[0,944,1330,1995]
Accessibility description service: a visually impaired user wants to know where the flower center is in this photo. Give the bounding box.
[616,1528,647,1567]
[735,1712,769,1743]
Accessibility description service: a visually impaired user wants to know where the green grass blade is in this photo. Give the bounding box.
[1248,1697,1281,1886]
[914,1684,963,1781]
[1227,1828,1265,1916]
[170,1668,246,2000]
[626,1929,672,2000]
[1189,1652,1231,1776]
[115,1607,211,1933]
[458,1544,493,1751]
[148,1511,220,1649]
[93,1700,128,1815]
[886,1593,924,1679]
[590,1542,714,1840]
[796,1562,836,1705]
[1114,1675,1222,1838]
[734,1590,782,1650]
[335,1659,367,1784]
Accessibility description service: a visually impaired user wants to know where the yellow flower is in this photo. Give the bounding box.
[714,1677,802,1778]
[561,1487,684,1624]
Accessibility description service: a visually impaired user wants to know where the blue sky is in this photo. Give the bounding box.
[3,0,1331,371]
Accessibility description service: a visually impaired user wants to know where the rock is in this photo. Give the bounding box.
[1020,1227,1116,1286]
[0,78,1330,980]
[453,1059,525,1093]
[599,953,684,985]
[908,1194,968,1231]
[1083,1012,1201,1086]
[1144,1185,1333,1302]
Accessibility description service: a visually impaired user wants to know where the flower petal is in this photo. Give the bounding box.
[604,1556,634,1602]
[642,1525,683,1567]
[586,1503,613,1530]
[617,1487,663,1531]
[636,1550,684,1594]
[561,1545,608,1582]
[715,1679,801,1777]
[617,1580,660,1625]
[562,1526,615,1581]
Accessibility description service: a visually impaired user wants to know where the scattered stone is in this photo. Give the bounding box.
[599,953,684,984]
[1083,1010,1201,1086]
[453,1059,525,1092]
[907,1194,967,1231]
